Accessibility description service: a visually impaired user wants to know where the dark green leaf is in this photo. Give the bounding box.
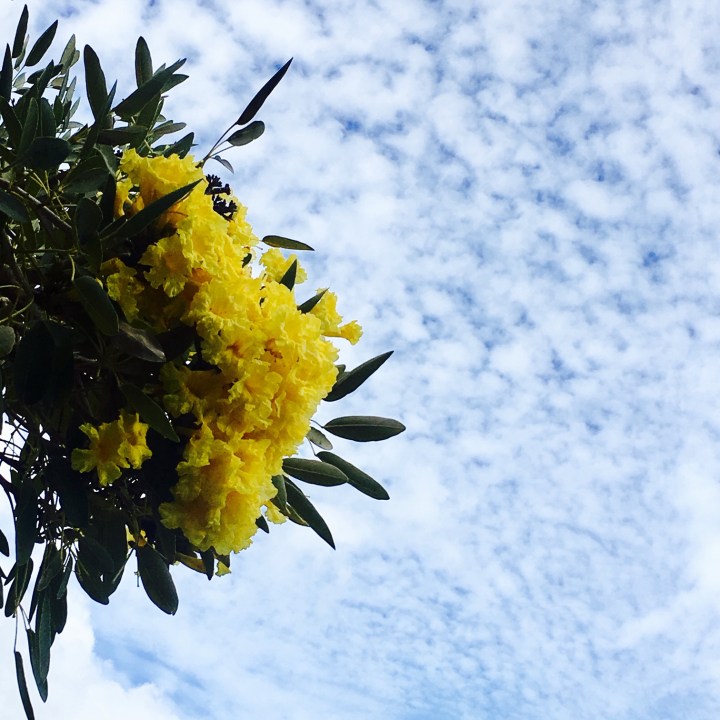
[236,58,292,125]
[92,508,128,581]
[74,559,109,605]
[0,189,29,223]
[27,628,48,702]
[97,125,148,145]
[0,96,22,146]
[78,536,114,575]
[38,97,55,136]
[15,482,37,566]
[0,527,9,556]
[56,558,73,599]
[51,583,67,633]
[323,416,406,442]
[199,548,214,580]
[48,459,88,528]
[227,120,265,147]
[73,197,103,245]
[297,289,326,314]
[135,37,153,86]
[210,155,233,173]
[22,137,71,170]
[113,58,185,118]
[116,322,166,362]
[151,120,186,140]
[164,131,194,158]
[12,6,29,60]
[120,382,179,441]
[278,258,297,290]
[33,590,52,690]
[0,45,12,101]
[83,45,107,121]
[271,474,288,513]
[73,275,119,336]
[25,20,57,67]
[256,515,270,533]
[282,457,347,486]
[14,322,51,403]
[316,451,389,500]
[325,350,394,402]
[62,154,112,195]
[14,651,35,720]
[37,544,62,592]
[5,559,33,617]
[18,96,38,155]
[285,478,335,548]
[306,427,333,450]
[262,235,313,251]
[59,34,77,70]
[110,179,200,238]
[137,544,178,614]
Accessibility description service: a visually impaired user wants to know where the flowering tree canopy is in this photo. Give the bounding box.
[0,7,403,716]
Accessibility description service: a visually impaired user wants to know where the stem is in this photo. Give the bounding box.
[0,177,72,233]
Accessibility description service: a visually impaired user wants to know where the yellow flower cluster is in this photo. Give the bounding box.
[101,150,361,554]
[71,412,151,486]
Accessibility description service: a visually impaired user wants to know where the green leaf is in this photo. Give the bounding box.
[271,474,288,513]
[22,137,71,170]
[135,37,153,86]
[316,451,389,500]
[262,235,314,251]
[74,559,109,605]
[0,45,12,101]
[323,416,406,442]
[297,289,326,314]
[15,482,37,566]
[5,559,33,617]
[255,515,270,533]
[151,120,186,140]
[25,19,57,67]
[116,322,166,362]
[324,350,394,402]
[282,457,347,486]
[227,120,265,147]
[37,544,62,592]
[110,179,200,239]
[12,6,29,60]
[74,197,103,245]
[284,478,335,549]
[0,527,9,556]
[278,258,297,290]
[113,58,186,118]
[306,427,333,450]
[33,591,52,691]
[198,549,214,580]
[62,154,112,195]
[14,651,35,720]
[78,536,114,575]
[164,131,194,158]
[56,558,73,599]
[137,544,178,615]
[236,58,292,125]
[13,321,53,404]
[27,629,48,702]
[59,34,77,70]
[18,96,38,155]
[83,45,108,121]
[120,382,179,442]
[0,189,29,223]
[210,155,233,173]
[38,96,55,136]
[97,125,149,145]
[48,459,88,528]
[0,96,22,147]
[73,275,119,336]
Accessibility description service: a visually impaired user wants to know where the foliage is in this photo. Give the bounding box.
[0,7,404,715]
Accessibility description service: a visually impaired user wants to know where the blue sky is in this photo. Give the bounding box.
[2,0,720,718]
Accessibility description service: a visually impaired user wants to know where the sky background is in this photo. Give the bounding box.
[2,0,720,718]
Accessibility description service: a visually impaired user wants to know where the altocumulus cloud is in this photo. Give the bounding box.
[2,0,720,718]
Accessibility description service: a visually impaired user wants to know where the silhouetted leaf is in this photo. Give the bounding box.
[285,478,335,548]
[316,451,390,500]
[13,321,53,404]
[12,6,29,60]
[323,416,406,442]
[236,58,292,125]
[282,457,347,486]
[271,474,288,513]
[113,58,185,118]
[164,131,194,158]
[279,258,297,290]
[262,235,313,251]
[14,651,35,720]
[0,45,12,100]
[137,544,178,614]
[255,515,270,533]
[211,155,233,173]
[83,45,108,121]
[135,36,153,86]
[22,137,71,170]
[324,350,394,402]
[227,120,265,146]
[0,527,9,556]
[25,20,57,67]
[298,289,326,314]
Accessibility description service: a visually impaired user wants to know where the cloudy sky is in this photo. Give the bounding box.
[3,0,720,718]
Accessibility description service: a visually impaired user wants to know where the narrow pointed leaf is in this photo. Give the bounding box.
[111,179,200,238]
[323,415,406,442]
[59,34,77,70]
[236,58,292,125]
[14,651,35,720]
[113,58,185,118]
[25,20,57,67]
[116,322,166,362]
[0,527,9,556]
[137,544,178,614]
[316,451,390,500]
[135,37,153,86]
[279,258,297,290]
[271,474,288,513]
[256,515,270,533]
[285,478,335,548]
[0,190,30,223]
[164,131,194,158]
[120,382,179,441]
[83,45,107,121]
[0,45,11,100]
[211,155,233,173]
[282,457,347,486]
[325,350,394,402]
[12,6,29,59]
[227,120,265,146]
[263,235,313,251]
[74,275,119,336]
[27,628,48,702]
[298,289,326,314]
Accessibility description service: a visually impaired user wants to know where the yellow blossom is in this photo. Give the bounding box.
[260,248,308,284]
[310,290,363,344]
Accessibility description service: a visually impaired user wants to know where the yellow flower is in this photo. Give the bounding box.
[310,290,363,344]
[71,412,152,486]
[102,258,145,322]
[260,248,308,284]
